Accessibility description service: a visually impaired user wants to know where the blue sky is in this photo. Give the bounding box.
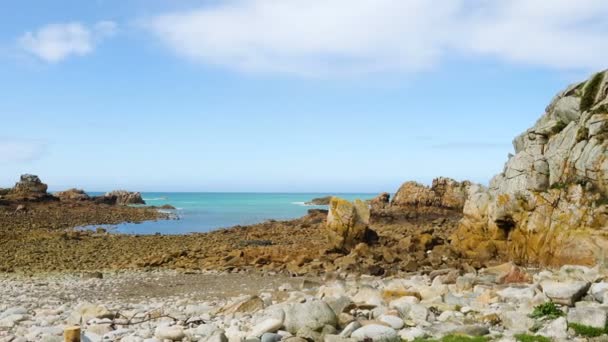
[0,0,606,192]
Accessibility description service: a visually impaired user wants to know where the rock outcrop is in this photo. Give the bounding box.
[103,190,145,205]
[392,177,471,210]
[453,70,608,266]
[306,196,332,205]
[5,175,50,201]
[370,192,390,212]
[54,189,90,202]
[326,197,373,252]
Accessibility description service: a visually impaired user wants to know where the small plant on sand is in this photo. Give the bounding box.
[514,334,551,342]
[528,302,564,319]
[568,323,607,337]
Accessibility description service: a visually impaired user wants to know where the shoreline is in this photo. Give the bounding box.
[2,262,607,341]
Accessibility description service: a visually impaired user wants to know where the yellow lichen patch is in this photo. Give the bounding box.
[381,289,421,302]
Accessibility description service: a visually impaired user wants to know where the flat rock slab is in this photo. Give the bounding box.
[567,307,608,329]
[540,280,590,306]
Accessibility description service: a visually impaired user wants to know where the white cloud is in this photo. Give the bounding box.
[142,0,608,76]
[463,0,608,69]
[0,139,48,163]
[18,21,117,63]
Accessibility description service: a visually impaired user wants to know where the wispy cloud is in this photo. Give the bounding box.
[141,0,608,76]
[0,138,48,163]
[18,21,117,63]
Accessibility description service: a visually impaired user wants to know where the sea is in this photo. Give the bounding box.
[85,192,376,235]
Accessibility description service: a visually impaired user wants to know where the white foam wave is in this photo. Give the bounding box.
[291,201,325,207]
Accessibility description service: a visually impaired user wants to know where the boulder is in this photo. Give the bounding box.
[219,295,265,315]
[250,319,283,337]
[6,174,49,200]
[306,196,332,205]
[567,307,607,329]
[452,69,608,266]
[540,280,590,306]
[326,197,373,252]
[67,303,114,325]
[54,188,90,201]
[283,300,338,334]
[155,325,186,341]
[350,325,399,342]
[537,317,568,340]
[391,177,470,210]
[369,193,390,212]
[104,190,145,205]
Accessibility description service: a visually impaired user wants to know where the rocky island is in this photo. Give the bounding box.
[2,71,608,341]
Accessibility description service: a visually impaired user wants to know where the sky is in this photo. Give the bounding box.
[0,0,607,192]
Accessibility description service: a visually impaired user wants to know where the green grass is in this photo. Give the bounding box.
[413,336,489,342]
[568,323,607,337]
[529,302,564,319]
[514,334,551,342]
[580,72,605,113]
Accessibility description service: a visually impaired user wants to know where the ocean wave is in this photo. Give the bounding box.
[143,197,168,201]
[291,201,325,207]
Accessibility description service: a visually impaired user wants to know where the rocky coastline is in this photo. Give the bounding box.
[2,70,608,341]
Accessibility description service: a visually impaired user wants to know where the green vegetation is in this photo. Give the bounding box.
[529,302,564,319]
[580,72,605,113]
[550,182,568,190]
[413,335,489,342]
[514,334,551,342]
[576,126,589,142]
[551,120,568,134]
[591,103,608,115]
[568,323,607,337]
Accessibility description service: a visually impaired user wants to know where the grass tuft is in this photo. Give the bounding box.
[580,72,605,113]
[514,334,551,342]
[568,323,607,337]
[529,302,564,319]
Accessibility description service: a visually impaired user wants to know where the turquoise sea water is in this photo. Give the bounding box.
[87,193,375,235]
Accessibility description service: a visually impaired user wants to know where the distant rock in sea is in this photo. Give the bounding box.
[305,196,332,205]
[453,69,608,266]
[103,190,146,205]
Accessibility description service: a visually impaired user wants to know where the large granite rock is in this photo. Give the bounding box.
[326,197,372,252]
[6,174,49,201]
[54,188,90,202]
[369,192,390,212]
[453,70,608,266]
[392,177,471,210]
[103,190,145,205]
